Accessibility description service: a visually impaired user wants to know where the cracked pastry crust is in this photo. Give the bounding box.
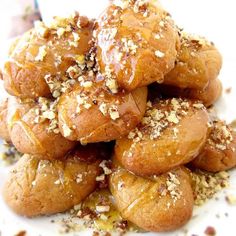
[115,98,209,176]
[10,100,76,160]
[0,98,11,142]
[153,78,222,107]
[164,32,222,90]
[192,120,236,172]
[3,145,103,217]
[109,164,194,232]
[2,14,94,99]
[95,0,179,91]
[57,79,147,143]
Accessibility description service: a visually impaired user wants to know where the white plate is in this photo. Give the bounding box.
[1,0,236,235]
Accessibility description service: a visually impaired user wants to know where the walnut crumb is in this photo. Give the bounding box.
[191,170,229,206]
[34,21,49,38]
[155,50,165,58]
[105,78,118,94]
[204,226,216,236]
[225,195,236,205]
[62,124,72,137]
[108,105,120,120]
[99,160,112,175]
[96,174,105,182]
[96,205,110,213]
[35,46,47,62]
[99,103,108,116]
[76,174,83,183]
[57,27,66,37]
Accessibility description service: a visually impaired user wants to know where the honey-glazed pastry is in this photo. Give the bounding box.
[10,98,76,160]
[0,98,11,142]
[153,78,222,107]
[109,164,194,232]
[3,144,106,217]
[0,96,35,142]
[6,96,35,131]
[164,32,222,90]
[57,76,147,143]
[95,0,179,92]
[2,14,94,99]
[115,98,209,176]
[192,120,236,172]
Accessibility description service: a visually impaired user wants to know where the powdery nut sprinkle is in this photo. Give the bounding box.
[108,105,120,120]
[76,94,92,113]
[34,97,60,134]
[98,102,120,120]
[35,45,47,62]
[165,172,182,202]
[225,194,236,205]
[155,50,165,58]
[34,20,49,38]
[76,174,83,183]
[128,98,205,143]
[191,170,229,206]
[99,160,112,176]
[113,0,149,14]
[45,74,77,98]
[208,120,234,151]
[0,142,22,165]
[121,38,138,55]
[62,124,72,137]
[104,66,118,94]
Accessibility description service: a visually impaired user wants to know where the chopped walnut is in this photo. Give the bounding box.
[72,32,80,42]
[76,94,92,113]
[128,98,204,143]
[62,124,72,137]
[34,98,59,134]
[225,194,236,205]
[0,142,22,165]
[208,120,233,151]
[166,172,182,202]
[76,174,83,183]
[191,170,229,206]
[57,27,66,38]
[105,78,118,94]
[35,45,47,62]
[204,226,216,236]
[99,160,112,175]
[155,50,165,58]
[96,205,110,213]
[121,38,138,55]
[34,21,49,38]
[99,103,108,116]
[108,105,120,120]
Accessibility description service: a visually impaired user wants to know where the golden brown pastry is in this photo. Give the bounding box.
[115,98,209,176]
[95,0,179,92]
[164,33,222,90]
[153,78,222,107]
[2,14,94,99]
[0,98,11,142]
[10,98,75,160]
[109,165,194,232]
[192,120,236,172]
[184,78,222,107]
[3,144,104,217]
[6,96,35,131]
[57,77,147,143]
[164,32,222,90]
[0,96,35,142]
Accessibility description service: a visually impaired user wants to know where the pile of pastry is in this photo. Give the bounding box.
[0,0,235,233]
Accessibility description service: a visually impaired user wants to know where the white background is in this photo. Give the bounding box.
[0,1,236,236]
